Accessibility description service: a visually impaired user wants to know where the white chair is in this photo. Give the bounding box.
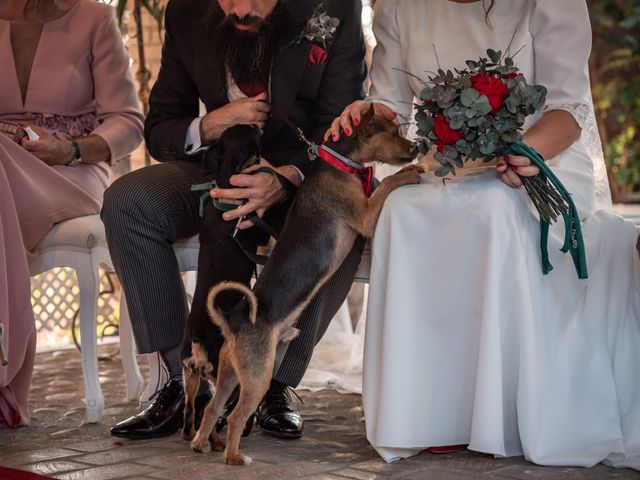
[28,214,143,423]
[119,235,201,406]
[121,235,372,406]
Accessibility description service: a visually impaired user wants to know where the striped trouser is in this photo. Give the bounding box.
[101,160,363,387]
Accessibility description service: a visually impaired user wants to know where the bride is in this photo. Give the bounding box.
[326,0,640,470]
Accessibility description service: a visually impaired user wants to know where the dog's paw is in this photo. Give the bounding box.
[181,428,194,441]
[398,164,426,174]
[225,452,252,466]
[210,437,226,452]
[191,433,212,453]
[393,167,423,186]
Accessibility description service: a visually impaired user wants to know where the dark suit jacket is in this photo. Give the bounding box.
[144,0,366,174]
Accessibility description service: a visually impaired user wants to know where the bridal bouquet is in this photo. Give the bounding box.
[413,49,587,279]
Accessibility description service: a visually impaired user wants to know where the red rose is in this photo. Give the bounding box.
[434,115,463,152]
[470,72,510,112]
[308,44,328,65]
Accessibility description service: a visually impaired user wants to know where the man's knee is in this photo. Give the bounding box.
[101,174,136,228]
[101,169,169,232]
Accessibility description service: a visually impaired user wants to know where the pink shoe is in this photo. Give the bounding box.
[427,444,468,454]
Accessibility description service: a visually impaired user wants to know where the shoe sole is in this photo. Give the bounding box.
[109,430,178,440]
[259,427,303,439]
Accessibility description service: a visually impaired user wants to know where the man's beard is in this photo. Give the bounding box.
[208,2,313,89]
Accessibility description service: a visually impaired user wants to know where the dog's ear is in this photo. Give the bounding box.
[212,142,225,158]
[202,142,225,177]
[358,103,375,129]
[278,327,300,343]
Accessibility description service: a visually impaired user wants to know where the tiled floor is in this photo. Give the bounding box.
[0,345,638,479]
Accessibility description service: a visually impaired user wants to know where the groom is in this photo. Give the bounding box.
[102,0,366,440]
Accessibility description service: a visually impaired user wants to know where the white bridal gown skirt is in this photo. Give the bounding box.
[362,166,640,469]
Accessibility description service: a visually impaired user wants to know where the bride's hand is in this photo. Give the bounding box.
[324,101,397,141]
[496,155,539,188]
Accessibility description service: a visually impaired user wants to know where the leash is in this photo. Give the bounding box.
[282,117,378,196]
[191,167,295,266]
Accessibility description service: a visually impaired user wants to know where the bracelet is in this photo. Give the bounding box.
[67,141,82,167]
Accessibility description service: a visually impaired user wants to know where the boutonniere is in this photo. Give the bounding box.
[296,2,340,49]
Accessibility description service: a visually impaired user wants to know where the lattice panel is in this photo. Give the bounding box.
[31,267,121,349]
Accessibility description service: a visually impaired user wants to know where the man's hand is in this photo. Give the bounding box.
[201,92,271,143]
[21,126,72,166]
[496,155,540,188]
[324,100,397,141]
[210,158,302,230]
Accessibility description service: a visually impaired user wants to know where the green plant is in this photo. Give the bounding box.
[102,0,165,165]
[589,0,640,202]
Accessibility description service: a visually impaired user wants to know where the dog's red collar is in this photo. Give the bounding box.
[317,145,375,197]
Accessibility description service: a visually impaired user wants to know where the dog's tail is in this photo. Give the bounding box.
[206,281,258,335]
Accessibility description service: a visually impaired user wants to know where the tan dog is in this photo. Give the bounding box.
[189,106,423,465]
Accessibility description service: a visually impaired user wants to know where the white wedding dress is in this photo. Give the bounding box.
[360,0,640,469]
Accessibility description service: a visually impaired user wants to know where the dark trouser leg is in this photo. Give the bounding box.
[273,235,365,387]
[101,161,206,355]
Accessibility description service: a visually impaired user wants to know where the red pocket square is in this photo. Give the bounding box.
[308,44,328,65]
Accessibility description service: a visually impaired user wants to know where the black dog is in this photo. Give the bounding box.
[179,124,264,440]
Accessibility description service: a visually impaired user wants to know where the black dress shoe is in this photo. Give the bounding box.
[257,380,304,439]
[110,379,184,439]
[214,388,255,437]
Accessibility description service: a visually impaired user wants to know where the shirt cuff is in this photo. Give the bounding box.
[185,117,209,155]
[291,165,305,182]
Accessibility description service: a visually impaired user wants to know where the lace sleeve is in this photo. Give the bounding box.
[542,102,590,129]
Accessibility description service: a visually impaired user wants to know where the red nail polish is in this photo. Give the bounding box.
[345,128,352,136]
[332,134,338,141]
[504,155,511,162]
[511,165,518,172]
[354,117,360,126]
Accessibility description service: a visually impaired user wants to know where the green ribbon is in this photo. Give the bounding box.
[191,182,240,217]
[505,141,588,280]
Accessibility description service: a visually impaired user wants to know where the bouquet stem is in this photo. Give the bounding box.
[520,175,569,224]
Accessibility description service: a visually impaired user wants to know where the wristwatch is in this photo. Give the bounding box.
[67,141,82,167]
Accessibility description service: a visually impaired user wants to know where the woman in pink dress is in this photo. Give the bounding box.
[0,0,144,427]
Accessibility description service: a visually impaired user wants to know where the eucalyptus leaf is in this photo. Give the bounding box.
[443,145,458,161]
[478,137,497,155]
[420,87,433,101]
[460,88,480,107]
[501,130,520,143]
[475,98,493,116]
[455,139,471,155]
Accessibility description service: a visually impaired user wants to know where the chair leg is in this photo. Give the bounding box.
[118,292,144,401]
[75,257,105,423]
[140,352,168,407]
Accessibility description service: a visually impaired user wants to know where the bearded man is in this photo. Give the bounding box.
[102,0,366,440]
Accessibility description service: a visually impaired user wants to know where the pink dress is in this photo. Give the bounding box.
[0,0,144,427]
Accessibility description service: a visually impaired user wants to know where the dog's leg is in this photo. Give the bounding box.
[191,347,238,453]
[224,361,272,466]
[357,165,423,237]
[181,362,200,441]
